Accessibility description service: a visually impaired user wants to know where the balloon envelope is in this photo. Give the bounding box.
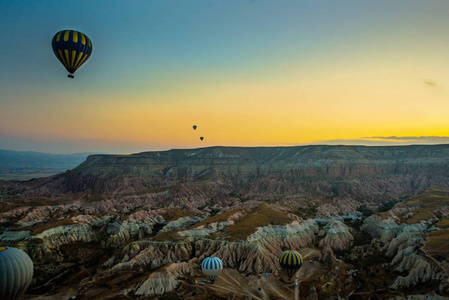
[52,30,93,76]
[201,257,223,282]
[279,250,302,279]
[193,125,197,130]
[0,247,34,300]
[200,137,204,141]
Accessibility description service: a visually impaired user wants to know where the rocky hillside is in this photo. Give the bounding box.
[3,145,449,202]
[1,187,449,299]
[1,145,449,299]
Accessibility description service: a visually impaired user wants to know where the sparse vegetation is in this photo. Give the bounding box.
[29,218,75,235]
[160,208,195,222]
[191,208,244,229]
[424,228,449,262]
[435,219,449,228]
[406,211,435,224]
[219,204,292,241]
[398,187,449,224]
[122,185,173,196]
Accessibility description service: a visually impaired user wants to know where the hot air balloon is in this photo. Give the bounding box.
[51,29,93,78]
[0,247,34,300]
[201,257,223,283]
[193,125,197,130]
[279,250,302,279]
[200,137,204,141]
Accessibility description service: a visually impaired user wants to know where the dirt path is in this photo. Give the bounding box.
[203,269,292,300]
[194,247,322,299]
[420,243,449,274]
[295,279,299,300]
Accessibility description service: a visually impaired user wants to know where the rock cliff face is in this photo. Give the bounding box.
[361,202,449,293]
[3,145,449,203]
[134,262,191,296]
[318,220,354,251]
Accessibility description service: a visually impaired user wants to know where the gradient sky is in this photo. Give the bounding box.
[1,1,449,154]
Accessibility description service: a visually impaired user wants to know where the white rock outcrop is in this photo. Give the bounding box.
[34,224,97,248]
[134,262,191,296]
[248,219,318,242]
[319,220,354,250]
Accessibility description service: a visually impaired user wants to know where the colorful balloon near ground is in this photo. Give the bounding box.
[51,30,93,78]
[0,247,34,300]
[201,257,223,283]
[279,250,302,279]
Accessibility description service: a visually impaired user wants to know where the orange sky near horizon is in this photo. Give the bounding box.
[5,55,448,149]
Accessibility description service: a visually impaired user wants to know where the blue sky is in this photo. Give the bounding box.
[1,1,448,154]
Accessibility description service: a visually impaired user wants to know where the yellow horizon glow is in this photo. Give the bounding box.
[2,37,448,151]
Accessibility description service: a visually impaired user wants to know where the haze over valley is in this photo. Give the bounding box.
[0,149,96,181]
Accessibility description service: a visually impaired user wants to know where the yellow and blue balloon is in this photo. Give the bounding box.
[51,29,93,78]
[279,250,302,279]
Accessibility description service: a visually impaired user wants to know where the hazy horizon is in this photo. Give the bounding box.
[3,137,449,155]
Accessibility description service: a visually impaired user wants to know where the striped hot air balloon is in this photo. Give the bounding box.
[201,257,223,283]
[0,247,34,300]
[51,29,93,78]
[279,250,302,279]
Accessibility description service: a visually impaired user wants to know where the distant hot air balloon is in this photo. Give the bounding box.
[279,250,302,279]
[193,125,197,130]
[51,29,93,78]
[200,137,204,141]
[0,247,34,300]
[201,257,223,283]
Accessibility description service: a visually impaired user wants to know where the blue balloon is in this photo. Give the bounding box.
[0,247,34,300]
[201,257,223,282]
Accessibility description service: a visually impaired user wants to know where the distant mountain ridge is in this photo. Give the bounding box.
[3,145,449,202]
[0,149,99,180]
[78,144,449,177]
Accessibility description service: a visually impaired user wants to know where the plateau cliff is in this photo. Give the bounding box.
[3,145,449,203]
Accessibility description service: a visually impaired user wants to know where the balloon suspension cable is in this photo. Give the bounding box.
[68,74,74,78]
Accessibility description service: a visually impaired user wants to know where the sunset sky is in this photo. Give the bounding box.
[1,1,449,154]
